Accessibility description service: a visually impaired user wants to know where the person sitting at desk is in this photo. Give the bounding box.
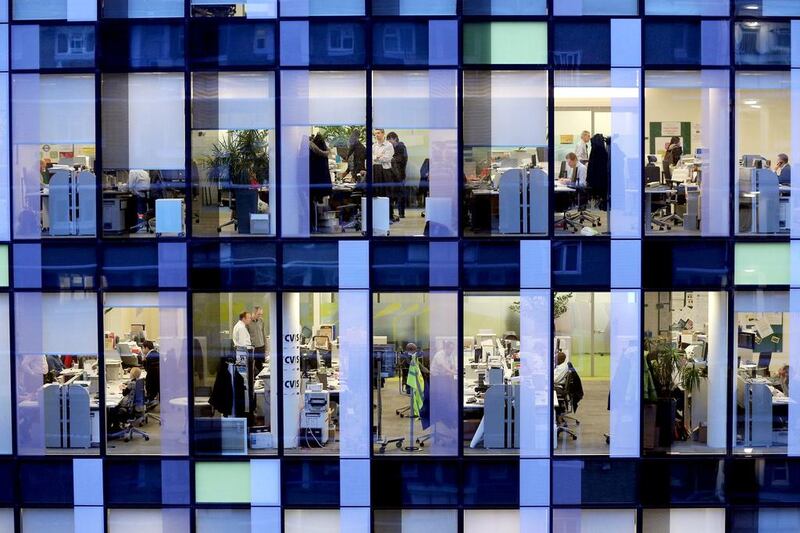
[775,153,791,186]
[777,364,790,396]
[554,350,569,388]
[108,367,142,432]
[559,152,587,189]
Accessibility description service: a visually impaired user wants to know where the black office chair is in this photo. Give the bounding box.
[555,366,581,441]
[554,189,581,233]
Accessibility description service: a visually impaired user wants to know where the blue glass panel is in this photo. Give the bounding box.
[729,459,800,504]
[190,20,276,68]
[640,458,726,505]
[373,22,428,66]
[735,21,791,66]
[645,22,701,65]
[105,460,164,505]
[462,460,519,506]
[12,25,96,69]
[282,242,338,288]
[190,242,277,290]
[372,242,429,288]
[642,239,730,289]
[102,242,158,288]
[309,22,365,66]
[552,459,637,505]
[100,22,185,69]
[462,241,520,288]
[0,461,14,504]
[283,459,340,506]
[552,240,610,288]
[371,459,459,507]
[552,22,610,66]
[19,460,73,505]
[41,242,97,290]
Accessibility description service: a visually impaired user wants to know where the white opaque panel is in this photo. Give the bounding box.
[251,507,281,533]
[104,292,160,308]
[158,291,189,456]
[765,1,800,16]
[611,19,641,67]
[373,71,457,129]
[610,68,641,237]
[339,459,370,507]
[645,0,727,16]
[0,295,10,454]
[490,71,548,147]
[280,126,310,236]
[279,0,363,16]
[217,72,276,130]
[0,510,12,532]
[196,510,252,533]
[338,290,370,457]
[643,508,725,532]
[107,509,191,533]
[282,71,365,126]
[250,460,281,506]
[555,0,637,15]
[520,507,550,533]
[73,459,103,506]
[31,293,97,355]
[428,291,459,455]
[464,510,520,533]
[553,509,637,533]
[279,21,309,66]
[520,240,550,289]
[128,73,185,170]
[396,0,455,15]
[609,290,641,457]
[340,508,369,533]
[22,509,75,533]
[398,510,457,532]
[12,74,95,144]
[520,459,550,506]
[284,510,341,533]
[519,289,551,458]
[14,0,96,20]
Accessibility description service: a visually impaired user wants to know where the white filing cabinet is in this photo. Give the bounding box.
[155,199,185,236]
[364,196,390,236]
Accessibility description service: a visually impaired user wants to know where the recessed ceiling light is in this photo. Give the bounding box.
[743,99,758,105]
[743,4,759,9]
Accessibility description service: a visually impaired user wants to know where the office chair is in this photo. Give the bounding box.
[109,379,150,443]
[553,189,582,233]
[555,368,581,441]
[648,191,671,231]
[573,186,602,227]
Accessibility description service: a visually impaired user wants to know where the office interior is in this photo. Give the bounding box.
[309,124,366,236]
[18,143,96,239]
[735,71,791,235]
[103,303,164,454]
[733,291,791,454]
[192,293,276,456]
[190,128,276,237]
[462,145,549,237]
[644,71,731,237]
[101,167,188,238]
[462,292,521,454]
[371,128,431,237]
[553,291,611,455]
[643,291,727,455]
[553,74,611,236]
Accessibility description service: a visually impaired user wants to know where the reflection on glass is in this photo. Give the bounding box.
[373,292,458,456]
[191,0,277,18]
[463,293,520,454]
[282,292,339,455]
[733,291,793,454]
[735,72,790,235]
[554,292,611,455]
[736,21,791,66]
[643,291,727,455]
[193,293,276,455]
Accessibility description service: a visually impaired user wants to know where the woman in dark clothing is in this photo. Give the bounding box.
[309,132,331,231]
[662,136,683,182]
[587,133,610,211]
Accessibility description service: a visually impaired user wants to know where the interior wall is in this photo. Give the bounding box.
[373,293,430,350]
[104,307,160,340]
[554,292,611,356]
[644,88,702,157]
[735,87,790,161]
[463,294,519,338]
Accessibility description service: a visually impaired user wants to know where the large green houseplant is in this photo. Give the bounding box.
[204,129,270,234]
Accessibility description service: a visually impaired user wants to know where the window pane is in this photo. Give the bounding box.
[736,21,791,66]
[279,0,363,16]
[555,0,636,14]
[12,24,96,69]
[103,0,183,18]
[552,509,637,531]
[735,0,800,16]
[284,509,340,533]
[735,243,790,286]
[645,21,729,66]
[0,296,9,455]
[464,0,546,15]
[190,20,276,68]
[191,0,277,18]
[14,0,95,21]
[375,510,458,532]
[372,0,455,15]
[191,72,276,236]
[12,73,96,239]
[463,23,548,65]
[553,22,610,66]
[106,509,191,533]
[21,509,75,532]
[646,0,728,16]
[735,72,790,235]
[643,508,725,532]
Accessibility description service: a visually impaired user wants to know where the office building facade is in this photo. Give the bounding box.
[0,0,799,531]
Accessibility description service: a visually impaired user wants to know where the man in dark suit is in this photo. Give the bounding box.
[387,131,408,220]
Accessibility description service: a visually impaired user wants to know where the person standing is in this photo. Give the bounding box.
[309,132,332,232]
[232,311,252,350]
[342,129,367,181]
[387,132,408,220]
[142,340,160,403]
[575,131,591,163]
[247,306,267,375]
[662,136,682,182]
[128,169,151,233]
[372,129,396,219]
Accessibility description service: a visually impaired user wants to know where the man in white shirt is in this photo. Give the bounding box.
[562,152,587,188]
[232,311,252,349]
[372,129,397,220]
[127,169,151,232]
[554,350,569,387]
[575,131,591,163]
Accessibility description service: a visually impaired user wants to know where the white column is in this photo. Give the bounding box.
[282,292,302,448]
[707,292,728,449]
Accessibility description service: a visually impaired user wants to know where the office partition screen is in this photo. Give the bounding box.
[2,1,800,531]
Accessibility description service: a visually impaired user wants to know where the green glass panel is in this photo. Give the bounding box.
[195,462,251,503]
[734,243,790,286]
[463,22,548,65]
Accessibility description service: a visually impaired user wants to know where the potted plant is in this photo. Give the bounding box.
[647,337,681,448]
[203,129,269,234]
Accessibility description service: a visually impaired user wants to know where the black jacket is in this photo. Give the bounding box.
[209,358,247,417]
[566,362,585,413]
[587,134,609,197]
[391,141,408,183]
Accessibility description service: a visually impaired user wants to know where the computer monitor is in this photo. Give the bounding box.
[536,147,548,165]
[741,154,766,168]
[645,165,661,184]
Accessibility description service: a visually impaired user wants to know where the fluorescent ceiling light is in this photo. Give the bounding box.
[554,87,638,99]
